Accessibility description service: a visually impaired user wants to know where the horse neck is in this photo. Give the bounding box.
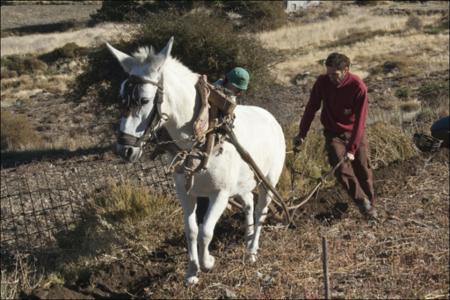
[162,60,199,149]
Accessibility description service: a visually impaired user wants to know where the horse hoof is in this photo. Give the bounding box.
[185,276,199,285]
[201,255,215,271]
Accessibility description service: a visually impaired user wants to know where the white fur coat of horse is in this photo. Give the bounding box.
[107,37,286,284]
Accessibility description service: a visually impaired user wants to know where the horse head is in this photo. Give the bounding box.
[106,37,174,162]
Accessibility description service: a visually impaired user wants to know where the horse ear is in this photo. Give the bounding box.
[159,36,174,58]
[149,46,155,56]
[106,43,137,74]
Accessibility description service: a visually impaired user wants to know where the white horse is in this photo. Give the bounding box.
[107,37,286,285]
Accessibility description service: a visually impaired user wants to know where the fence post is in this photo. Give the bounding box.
[322,236,330,299]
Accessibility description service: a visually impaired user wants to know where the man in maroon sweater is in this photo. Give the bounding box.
[293,52,377,219]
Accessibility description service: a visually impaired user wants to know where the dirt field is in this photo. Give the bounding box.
[1,2,449,299]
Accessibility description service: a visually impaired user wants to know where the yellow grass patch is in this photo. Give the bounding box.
[257,7,441,51]
[270,32,449,85]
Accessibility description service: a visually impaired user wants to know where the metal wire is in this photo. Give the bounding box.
[0,153,174,253]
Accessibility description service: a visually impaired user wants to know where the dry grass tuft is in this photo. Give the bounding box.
[0,110,42,151]
[93,181,175,223]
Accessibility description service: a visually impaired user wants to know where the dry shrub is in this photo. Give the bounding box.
[418,79,449,108]
[423,13,449,34]
[368,55,418,77]
[0,110,42,151]
[324,29,403,49]
[216,1,288,32]
[94,181,175,223]
[395,87,411,100]
[354,0,381,6]
[38,42,89,64]
[1,55,48,76]
[0,68,18,79]
[406,15,423,31]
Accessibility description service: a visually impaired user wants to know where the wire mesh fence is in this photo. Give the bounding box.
[0,153,174,254]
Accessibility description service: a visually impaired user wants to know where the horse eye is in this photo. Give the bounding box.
[141,98,150,105]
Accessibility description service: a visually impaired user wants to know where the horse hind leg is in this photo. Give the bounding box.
[249,186,272,263]
[199,191,229,272]
[236,192,255,249]
[180,193,200,285]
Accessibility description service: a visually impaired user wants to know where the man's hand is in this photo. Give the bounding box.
[292,135,304,153]
[345,152,355,161]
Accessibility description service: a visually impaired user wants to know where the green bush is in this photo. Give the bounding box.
[74,10,274,106]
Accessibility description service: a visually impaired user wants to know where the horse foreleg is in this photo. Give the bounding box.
[249,187,272,263]
[180,193,200,285]
[199,191,229,271]
[237,192,255,249]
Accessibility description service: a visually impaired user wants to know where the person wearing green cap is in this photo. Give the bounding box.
[213,67,250,103]
[195,67,250,224]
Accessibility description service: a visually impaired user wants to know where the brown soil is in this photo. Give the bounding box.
[23,148,449,299]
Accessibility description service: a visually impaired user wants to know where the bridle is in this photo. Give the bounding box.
[117,75,167,148]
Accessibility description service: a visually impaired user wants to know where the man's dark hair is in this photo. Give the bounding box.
[325,52,350,70]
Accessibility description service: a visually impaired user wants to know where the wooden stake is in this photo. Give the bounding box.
[322,237,330,300]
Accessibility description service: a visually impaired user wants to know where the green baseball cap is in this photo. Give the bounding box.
[226,67,250,91]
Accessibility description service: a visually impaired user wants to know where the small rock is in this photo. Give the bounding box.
[366,232,376,240]
[224,288,237,299]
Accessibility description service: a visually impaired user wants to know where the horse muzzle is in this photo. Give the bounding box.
[116,143,143,162]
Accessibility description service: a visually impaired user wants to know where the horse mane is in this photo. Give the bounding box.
[132,46,199,86]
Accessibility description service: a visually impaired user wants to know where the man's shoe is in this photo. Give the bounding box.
[357,198,378,219]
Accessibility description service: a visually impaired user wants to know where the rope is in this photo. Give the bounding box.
[288,157,346,226]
